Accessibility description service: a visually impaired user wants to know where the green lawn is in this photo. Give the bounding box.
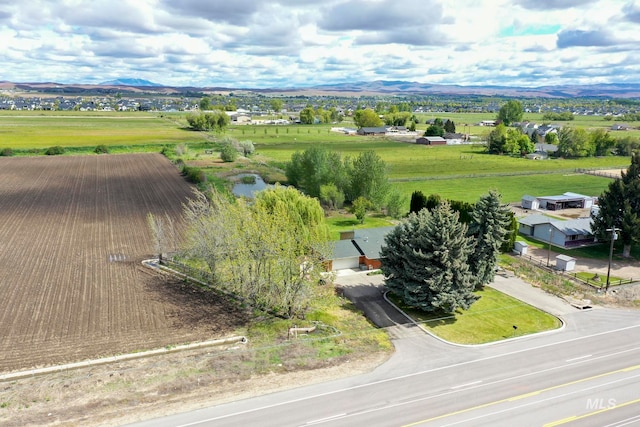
[392,172,614,204]
[325,212,396,240]
[390,287,562,344]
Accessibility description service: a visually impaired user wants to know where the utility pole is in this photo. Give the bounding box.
[605,227,620,293]
[546,227,554,267]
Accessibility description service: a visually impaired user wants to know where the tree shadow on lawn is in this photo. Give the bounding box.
[332,219,359,228]
[386,293,459,328]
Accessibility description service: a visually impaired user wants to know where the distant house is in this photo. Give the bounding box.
[416,136,447,145]
[386,126,408,133]
[443,132,465,144]
[518,215,595,248]
[477,120,497,127]
[611,124,630,131]
[526,143,559,159]
[534,124,559,142]
[357,127,388,136]
[329,226,395,271]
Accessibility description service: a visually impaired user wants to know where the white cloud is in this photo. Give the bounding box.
[0,0,639,88]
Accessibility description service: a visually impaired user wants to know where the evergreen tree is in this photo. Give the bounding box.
[592,152,640,257]
[468,191,511,289]
[381,203,477,313]
[409,190,428,214]
[444,119,456,133]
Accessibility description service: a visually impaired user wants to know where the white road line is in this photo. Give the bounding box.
[451,381,483,389]
[305,413,347,425]
[566,354,592,362]
[174,324,640,427]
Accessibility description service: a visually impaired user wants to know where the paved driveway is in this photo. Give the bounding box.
[335,268,579,328]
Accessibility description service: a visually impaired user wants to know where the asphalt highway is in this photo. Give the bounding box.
[126,274,640,427]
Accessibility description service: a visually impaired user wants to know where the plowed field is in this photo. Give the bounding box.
[0,154,248,373]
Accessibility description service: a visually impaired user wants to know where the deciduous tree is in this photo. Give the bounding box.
[285,146,347,198]
[350,196,371,224]
[557,127,594,157]
[353,108,383,128]
[299,107,315,124]
[496,100,524,126]
[346,150,390,208]
[181,187,329,318]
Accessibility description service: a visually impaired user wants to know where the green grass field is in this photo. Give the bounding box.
[0,112,205,151]
[0,111,630,205]
[391,287,562,344]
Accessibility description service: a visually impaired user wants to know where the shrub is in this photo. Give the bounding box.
[94,144,109,154]
[238,140,255,156]
[220,143,238,162]
[45,146,65,156]
[0,148,14,157]
[181,164,206,184]
[175,143,188,156]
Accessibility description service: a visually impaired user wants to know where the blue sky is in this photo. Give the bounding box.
[1,0,639,88]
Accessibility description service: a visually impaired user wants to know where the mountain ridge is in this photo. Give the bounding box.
[2,79,640,98]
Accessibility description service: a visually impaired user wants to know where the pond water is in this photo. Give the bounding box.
[231,173,271,198]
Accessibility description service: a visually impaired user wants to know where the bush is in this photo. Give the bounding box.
[0,148,14,157]
[220,143,238,162]
[238,140,255,156]
[94,144,109,154]
[45,146,65,156]
[181,164,206,184]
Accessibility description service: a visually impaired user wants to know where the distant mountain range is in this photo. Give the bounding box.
[99,78,161,87]
[2,79,640,98]
[306,80,640,98]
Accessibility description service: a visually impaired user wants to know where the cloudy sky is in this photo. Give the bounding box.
[1,0,639,88]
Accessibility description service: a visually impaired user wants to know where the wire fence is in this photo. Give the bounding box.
[517,253,635,290]
[161,257,212,286]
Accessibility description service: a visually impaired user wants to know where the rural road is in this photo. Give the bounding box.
[126,271,640,427]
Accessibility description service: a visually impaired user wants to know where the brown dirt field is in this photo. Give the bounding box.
[0,154,250,374]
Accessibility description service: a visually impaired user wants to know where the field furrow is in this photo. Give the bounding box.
[0,154,247,373]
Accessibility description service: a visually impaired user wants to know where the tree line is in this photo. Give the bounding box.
[285,146,405,219]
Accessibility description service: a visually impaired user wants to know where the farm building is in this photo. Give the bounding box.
[521,192,594,211]
[416,136,447,145]
[357,127,388,136]
[521,195,539,210]
[443,132,467,144]
[329,226,395,271]
[518,214,595,248]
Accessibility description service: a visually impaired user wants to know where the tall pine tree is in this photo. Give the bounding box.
[592,152,640,257]
[468,191,511,289]
[381,202,477,313]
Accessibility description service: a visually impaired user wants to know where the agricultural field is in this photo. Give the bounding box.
[0,154,249,373]
[1,111,632,205]
[0,111,206,152]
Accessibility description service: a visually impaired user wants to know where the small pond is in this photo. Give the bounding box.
[231,173,271,198]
